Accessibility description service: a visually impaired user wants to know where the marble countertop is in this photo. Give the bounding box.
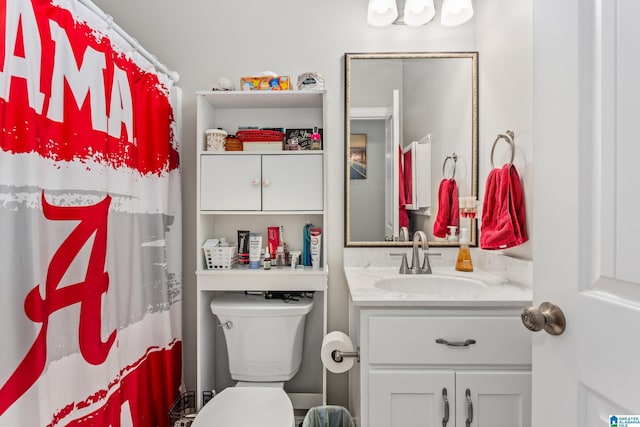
[344,265,532,307]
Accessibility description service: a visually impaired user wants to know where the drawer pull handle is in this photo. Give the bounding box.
[465,389,473,427]
[435,338,476,347]
[442,388,449,427]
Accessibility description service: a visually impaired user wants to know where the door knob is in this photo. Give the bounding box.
[521,302,566,335]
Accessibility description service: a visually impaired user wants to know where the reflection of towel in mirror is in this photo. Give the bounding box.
[433,178,459,238]
[399,146,409,228]
[480,164,528,249]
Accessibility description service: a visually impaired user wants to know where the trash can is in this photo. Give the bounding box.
[302,405,355,427]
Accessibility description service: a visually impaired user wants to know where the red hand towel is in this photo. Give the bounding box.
[450,180,459,230]
[433,178,459,238]
[480,164,528,249]
[506,164,528,244]
[398,146,409,228]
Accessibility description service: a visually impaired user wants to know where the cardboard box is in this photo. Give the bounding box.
[284,128,323,150]
[240,76,291,91]
[243,141,283,151]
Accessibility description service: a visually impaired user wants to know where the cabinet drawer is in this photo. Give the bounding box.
[368,315,531,366]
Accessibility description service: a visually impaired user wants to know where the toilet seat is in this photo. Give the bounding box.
[191,387,294,427]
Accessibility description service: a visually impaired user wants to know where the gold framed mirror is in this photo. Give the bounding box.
[345,52,478,247]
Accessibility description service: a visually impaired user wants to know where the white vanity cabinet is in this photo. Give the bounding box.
[354,308,531,427]
[195,90,328,411]
[200,153,323,211]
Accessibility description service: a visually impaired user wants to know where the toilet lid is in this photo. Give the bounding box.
[191,387,294,427]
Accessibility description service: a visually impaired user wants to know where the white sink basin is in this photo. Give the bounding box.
[374,275,488,296]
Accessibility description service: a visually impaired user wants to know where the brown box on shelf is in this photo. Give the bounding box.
[240,76,291,91]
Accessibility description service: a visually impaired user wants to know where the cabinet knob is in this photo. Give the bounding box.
[262,179,270,187]
[251,178,260,186]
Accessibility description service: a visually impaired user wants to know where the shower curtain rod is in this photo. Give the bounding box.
[77,0,180,83]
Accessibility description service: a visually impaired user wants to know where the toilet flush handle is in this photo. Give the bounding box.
[216,321,233,329]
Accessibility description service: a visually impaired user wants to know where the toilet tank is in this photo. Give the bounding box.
[210,293,314,382]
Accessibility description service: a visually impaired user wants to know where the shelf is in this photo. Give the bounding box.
[197,266,328,292]
[195,89,328,409]
[195,90,325,109]
[198,210,324,215]
[200,150,324,156]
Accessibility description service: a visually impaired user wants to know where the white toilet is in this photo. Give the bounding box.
[192,292,314,427]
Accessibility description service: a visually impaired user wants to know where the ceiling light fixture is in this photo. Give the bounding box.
[367,0,474,27]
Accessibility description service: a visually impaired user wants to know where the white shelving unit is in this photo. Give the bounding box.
[195,90,328,411]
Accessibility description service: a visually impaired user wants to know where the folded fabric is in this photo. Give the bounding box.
[480,164,528,249]
[433,178,459,238]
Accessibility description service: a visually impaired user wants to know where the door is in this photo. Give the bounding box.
[369,370,454,427]
[200,154,261,210]
[455,371,531,427]
[533,0,640,424]
[384,89,401,240]
[261,154,323,211]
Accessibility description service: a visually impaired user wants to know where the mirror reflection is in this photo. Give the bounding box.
[345,52,478,247]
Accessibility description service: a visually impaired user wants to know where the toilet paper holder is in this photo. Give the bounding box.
[332,347,360,363]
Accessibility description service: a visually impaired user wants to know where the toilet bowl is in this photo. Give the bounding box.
[190,387,294,427]
[191,292,314,427]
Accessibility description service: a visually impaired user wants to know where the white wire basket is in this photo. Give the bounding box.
[202,240,237,270]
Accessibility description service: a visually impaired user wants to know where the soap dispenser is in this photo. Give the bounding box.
[455,228,473,272]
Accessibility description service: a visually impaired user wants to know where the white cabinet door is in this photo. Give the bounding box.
[455,371,531,427]
[369,369,455,427]
[200,155,261,210]
[533,0,640,423]
[262,154,323,211]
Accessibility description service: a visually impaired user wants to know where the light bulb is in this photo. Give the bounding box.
[404,0,435,26]
[367,0,398,26]
[441,0,473,27]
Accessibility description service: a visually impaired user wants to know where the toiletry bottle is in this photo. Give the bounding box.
[455,228,474,272]
[263,247,271,270]
[279,225,290,265]
[276,246,285,269]
[310,127,321,150]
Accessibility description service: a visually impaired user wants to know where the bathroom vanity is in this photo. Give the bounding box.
[345,256,533,427]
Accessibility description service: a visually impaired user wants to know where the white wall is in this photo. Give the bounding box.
[92,0,533,407]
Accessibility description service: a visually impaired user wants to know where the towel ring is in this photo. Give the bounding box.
[442,153,458,180]
[490,130,515,169]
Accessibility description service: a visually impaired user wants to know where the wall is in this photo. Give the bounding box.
[92,0,533,407]
[350,120,386,241]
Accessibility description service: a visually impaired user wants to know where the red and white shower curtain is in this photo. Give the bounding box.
[0,0,182,426]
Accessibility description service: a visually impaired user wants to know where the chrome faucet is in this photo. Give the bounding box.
[390,231,440,274]
[411,231,429,273]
